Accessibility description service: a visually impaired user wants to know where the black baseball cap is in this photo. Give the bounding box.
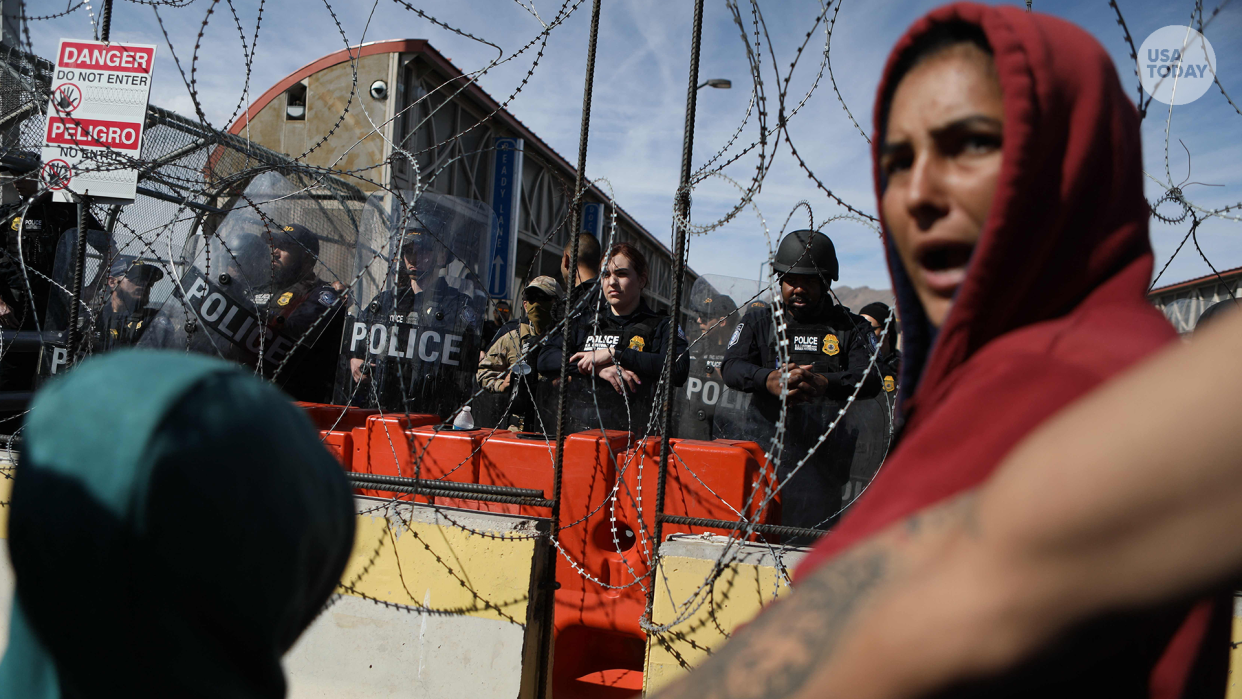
[271,223,320,258]
[109,255,165,284]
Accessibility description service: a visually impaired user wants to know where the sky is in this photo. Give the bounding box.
[24,0,1242,291]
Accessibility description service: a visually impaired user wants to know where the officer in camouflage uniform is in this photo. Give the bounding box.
[476,275,563,431]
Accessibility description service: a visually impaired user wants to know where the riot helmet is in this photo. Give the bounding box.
[772,229,839,281]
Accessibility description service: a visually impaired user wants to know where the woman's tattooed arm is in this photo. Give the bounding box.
[654,494,982,699]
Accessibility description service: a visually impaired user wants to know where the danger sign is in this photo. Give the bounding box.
[40,38,156,203]
[57,42,154,74]
[46,117,141,150]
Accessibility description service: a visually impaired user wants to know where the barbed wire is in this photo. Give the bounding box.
[3,0,1239,680]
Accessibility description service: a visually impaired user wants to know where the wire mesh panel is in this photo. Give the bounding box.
[0,46,367,405]
[3,1,1240,693]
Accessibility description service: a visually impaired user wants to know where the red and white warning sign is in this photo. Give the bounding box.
[40,39,157,203]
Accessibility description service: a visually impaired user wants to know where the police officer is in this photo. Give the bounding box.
[349,229,480,416]
[476,275,563,432]
[840,301,901,505]
[482,299,512,349]
[258,223,345,402]
[537,242,688,434]
[0,191,100,331]
[721,229,881,533]
[678,291,742,440]
[96,255,164,350]
[858,301,901,399]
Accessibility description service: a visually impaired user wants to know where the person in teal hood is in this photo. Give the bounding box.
[0,350,356,698]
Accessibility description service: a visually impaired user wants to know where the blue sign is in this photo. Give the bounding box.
[488,137,524,298]
[580,202,604,239]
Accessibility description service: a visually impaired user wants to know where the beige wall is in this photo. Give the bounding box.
[237,53,395,193]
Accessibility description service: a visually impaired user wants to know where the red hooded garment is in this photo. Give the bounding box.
[793,4,1228,696]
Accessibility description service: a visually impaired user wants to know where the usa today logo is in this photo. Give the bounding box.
[1138,25,1217,105]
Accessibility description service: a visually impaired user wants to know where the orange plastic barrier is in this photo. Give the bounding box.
[296,402,380,464]
[623,437,781,541]
[299,403,777,699]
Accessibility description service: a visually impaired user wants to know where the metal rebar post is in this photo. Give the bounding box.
[541,1,603,695]
[347,471,546,499]
[552,0,603,534]
[65,195,90,363]
[657,515,829,541]
[646,0,705,624]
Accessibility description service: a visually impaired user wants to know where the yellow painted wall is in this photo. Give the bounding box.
[0,457,13,540]
[643,541,802,695]
[338,507,540,625]
[1227,598,1242,699]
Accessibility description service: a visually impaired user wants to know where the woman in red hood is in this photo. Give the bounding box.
[805,3,1230,696]
[651,3,1229,699]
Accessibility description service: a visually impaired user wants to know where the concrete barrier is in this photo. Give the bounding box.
[1228,595,1242,699]
[286,497,551,698]
[642,535,807,695]
[0,457,12,661]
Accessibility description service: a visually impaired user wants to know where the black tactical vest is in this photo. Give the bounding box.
[783,320,850,374]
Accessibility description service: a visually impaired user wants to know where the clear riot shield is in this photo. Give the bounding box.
[674,273,771,441]
[334,190,490,420]
[137,171,355,402]
[841,317,898,505]
[37,227,117,379]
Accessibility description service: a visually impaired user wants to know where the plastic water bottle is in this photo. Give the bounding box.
[452,406,475,430]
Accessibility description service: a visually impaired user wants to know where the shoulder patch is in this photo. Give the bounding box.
[317,290,338,306]
[677,325,686,340]
[462,306,479,326]
[727,323,744,348]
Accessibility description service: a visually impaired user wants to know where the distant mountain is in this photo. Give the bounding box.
[833,285,895,313]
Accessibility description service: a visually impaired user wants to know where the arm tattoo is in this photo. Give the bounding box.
[656,493,979,699]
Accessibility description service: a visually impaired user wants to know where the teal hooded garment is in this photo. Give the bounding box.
[0,350,356,698]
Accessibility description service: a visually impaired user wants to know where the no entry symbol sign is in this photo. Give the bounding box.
[40,159,73,191]
[52,83,81,113]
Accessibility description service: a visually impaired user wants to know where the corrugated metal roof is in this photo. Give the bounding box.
[1148,265,1242,297]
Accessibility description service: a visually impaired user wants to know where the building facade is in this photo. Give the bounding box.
[229,39,692,312]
